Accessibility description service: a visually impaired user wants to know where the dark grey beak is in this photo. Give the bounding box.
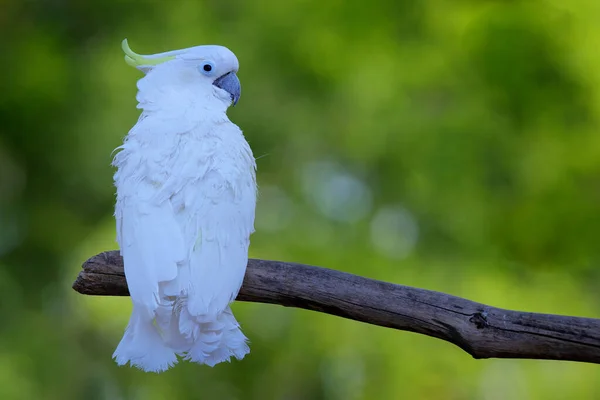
[213,71,241,106]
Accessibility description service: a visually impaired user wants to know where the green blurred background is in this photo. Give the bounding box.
[2,0,600,398]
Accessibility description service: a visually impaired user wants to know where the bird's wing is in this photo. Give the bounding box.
[194,170,255,317]
[166,167,256,320]
[116,180,186,311]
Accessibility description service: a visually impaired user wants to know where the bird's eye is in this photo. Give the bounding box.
[199,61,215,76]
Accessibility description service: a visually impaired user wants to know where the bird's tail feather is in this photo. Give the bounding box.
[179,306,250,367]
[113,304,178,373]
[114,300,248,371]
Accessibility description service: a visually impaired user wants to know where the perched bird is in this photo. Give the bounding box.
[111,39,257,372]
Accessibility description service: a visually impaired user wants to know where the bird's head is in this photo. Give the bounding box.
[122,39,241,107]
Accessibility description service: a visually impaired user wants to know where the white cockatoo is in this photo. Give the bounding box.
[111,39,257,372]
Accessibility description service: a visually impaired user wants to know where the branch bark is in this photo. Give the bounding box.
[73,251,600,364]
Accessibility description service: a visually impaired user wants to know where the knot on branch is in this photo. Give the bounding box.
[469,312,489,329]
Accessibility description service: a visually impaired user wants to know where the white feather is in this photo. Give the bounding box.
[112,45,256,372]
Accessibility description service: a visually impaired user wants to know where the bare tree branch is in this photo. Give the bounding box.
[73,251,600,364]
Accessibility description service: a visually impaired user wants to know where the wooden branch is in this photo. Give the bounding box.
[73,251,600,364]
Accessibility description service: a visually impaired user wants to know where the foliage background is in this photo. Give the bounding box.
[2,0,600,398]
